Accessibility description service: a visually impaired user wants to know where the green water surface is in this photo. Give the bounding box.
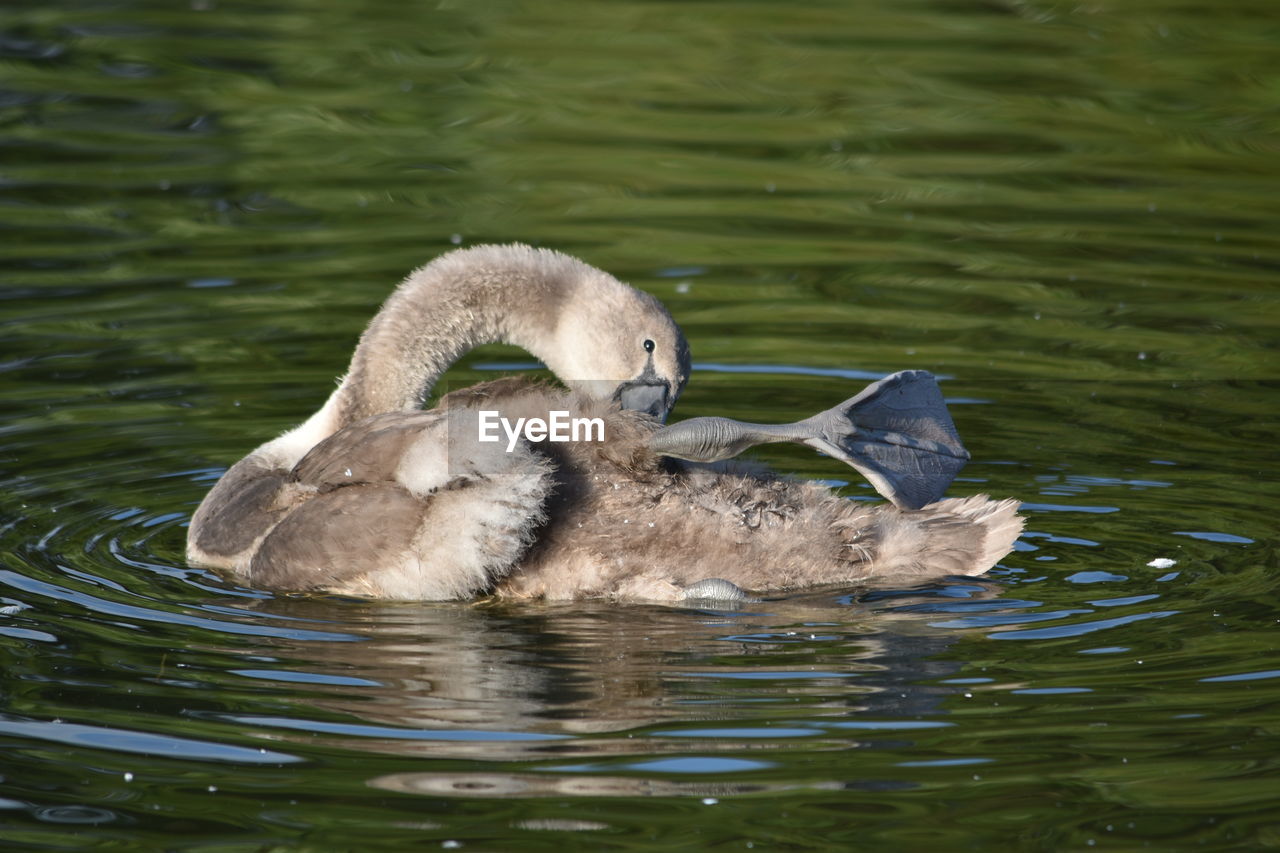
[1,0,1278,849]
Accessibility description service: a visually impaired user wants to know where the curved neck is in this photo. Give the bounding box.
[332,245,583,426]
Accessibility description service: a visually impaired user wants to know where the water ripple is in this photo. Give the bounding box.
[989,610,1180,641]
[0,714,300,764]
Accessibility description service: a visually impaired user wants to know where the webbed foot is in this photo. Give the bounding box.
[681,578,752,603]
[650,370,969,510]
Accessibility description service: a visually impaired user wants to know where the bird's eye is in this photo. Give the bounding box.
[643,339,655,353]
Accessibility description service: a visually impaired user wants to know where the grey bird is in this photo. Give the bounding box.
[187,244,1022,602]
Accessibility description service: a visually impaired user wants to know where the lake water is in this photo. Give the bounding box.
[2,0,1279,848]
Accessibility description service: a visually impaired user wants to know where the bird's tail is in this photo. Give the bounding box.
[867,495,1024,578]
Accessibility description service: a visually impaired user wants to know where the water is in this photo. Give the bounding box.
[2,0,1279,848]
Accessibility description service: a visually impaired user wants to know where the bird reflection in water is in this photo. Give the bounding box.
[224,580,1010,786]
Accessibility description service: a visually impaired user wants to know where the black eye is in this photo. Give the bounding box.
[643,339,655,353]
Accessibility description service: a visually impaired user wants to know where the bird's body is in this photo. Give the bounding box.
[187,245,1022,601]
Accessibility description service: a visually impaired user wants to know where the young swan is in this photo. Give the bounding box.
[187,244,689,592]
[188,244,1022,601]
